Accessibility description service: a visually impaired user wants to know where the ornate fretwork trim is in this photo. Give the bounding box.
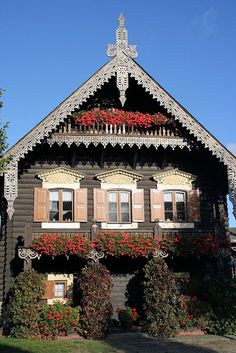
[37,167,84,184]
[152,169,196,186]
[4,160,18,219]
[96,168,142,184]
[107,14,137,106]
[49,134,191,150]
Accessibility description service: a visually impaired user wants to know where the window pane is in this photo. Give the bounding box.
[54,283,65,297]
[108,213,118,222]
[108,192,118,222]
[165,212,173,221]
[50,191,59,201]
[176,192,186,221]
[176,192,184,202]
[63,191,73,221]
[164,192,172,202]
[63,191,72,201]
[120,192,130,223]
[121,213,129,222]
[49,191,59,221]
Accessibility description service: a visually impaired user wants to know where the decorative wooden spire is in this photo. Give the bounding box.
[107,13,138,58]
[107,14,138,106]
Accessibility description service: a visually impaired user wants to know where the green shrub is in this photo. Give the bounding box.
[142,258,179,337]
[176,295,214,331]
[6,269,45,338]
[79,262,112,339]
[38,302,80,339]
[203,277,236,335]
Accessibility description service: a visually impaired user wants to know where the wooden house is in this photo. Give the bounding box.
[1,14,236,309]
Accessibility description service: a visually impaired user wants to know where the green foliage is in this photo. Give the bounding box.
[79,262,112,339]
[38,302,80,339]
[203,277,236,335]
[6,269,45,338]
[176,295,214,331]
[142,258,179,337]
[117,307,140,328]
[0,89,10,173]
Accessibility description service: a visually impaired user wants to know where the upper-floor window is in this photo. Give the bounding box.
[49,189,73,222]
[164,191,186,221]
[107,190,131,223]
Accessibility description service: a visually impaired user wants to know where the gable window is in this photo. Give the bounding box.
[164,191,186,221]
[108,190,131,223]
[49,189,73,222]
[54,282,66,298]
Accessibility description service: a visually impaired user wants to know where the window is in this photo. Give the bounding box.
[108,190,131,223]
[164,191,186,221]
[49,189,73,222]
[54,282,66,298]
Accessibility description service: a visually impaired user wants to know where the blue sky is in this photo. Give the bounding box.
[1,0,236,225]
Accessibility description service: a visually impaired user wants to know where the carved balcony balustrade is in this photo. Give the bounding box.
[55,119,181,138]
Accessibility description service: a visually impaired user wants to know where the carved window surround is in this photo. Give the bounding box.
[96,169,142,230]
[152,169,196,191]
[37,167,85,229]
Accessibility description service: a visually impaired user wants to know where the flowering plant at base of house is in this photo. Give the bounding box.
[30,232,228,259]
[176,295,214,332]
[116,307,140,328]
[37,302,80,339]
[72,109,175,128]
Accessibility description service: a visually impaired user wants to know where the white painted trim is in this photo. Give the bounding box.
[158,222,194,229]
[42,222,80,229]
[43,182,80,189]
[101,222,138,230]
[157,184,192,191]
[101,183,137,190]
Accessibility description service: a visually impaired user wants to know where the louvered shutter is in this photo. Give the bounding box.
[42,280,54,299]
[34,188,49,222]
[94,189,107,222]
[187,190,201,222]
[74,188,87,222]
[132,189,144,222]
[150,189,164,222]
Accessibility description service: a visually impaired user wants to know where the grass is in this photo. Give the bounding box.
[0,337,116,353]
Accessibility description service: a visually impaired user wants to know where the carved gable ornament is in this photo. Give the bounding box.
[37,168,84,184]
[95,169,142,185]
[152,169,196,186]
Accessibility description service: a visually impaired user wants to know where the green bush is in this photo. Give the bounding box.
[79,262,112,339]
[142,258,179,337]
[203,277,236,335]
[6,269,45,338]
[38,302,80,339]
[176,295,214,331]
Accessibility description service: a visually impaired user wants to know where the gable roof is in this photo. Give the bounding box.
[6,52,236,170]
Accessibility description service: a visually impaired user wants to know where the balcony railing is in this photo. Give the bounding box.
[56,121,181,138]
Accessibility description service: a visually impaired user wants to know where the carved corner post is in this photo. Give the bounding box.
[4,160,18,220]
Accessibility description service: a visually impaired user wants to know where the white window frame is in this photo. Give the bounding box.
[101,183,138,230]
[41,182,80,229]
[157,183,194,229]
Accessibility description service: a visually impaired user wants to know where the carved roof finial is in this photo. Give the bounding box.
[119,12,125,27]
[107,13,138,58]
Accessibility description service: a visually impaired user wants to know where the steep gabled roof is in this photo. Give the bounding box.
[4,14,236,219]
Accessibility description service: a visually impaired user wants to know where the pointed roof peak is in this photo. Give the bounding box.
[107,13,138,59]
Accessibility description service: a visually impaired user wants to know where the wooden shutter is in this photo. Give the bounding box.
[42,280,54,299]
[187,189,201,222]
[94,189,107,222]
[34,188,49,222]
[74,188,87,222]
[150,189,164,222]
[132,189,144,222]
